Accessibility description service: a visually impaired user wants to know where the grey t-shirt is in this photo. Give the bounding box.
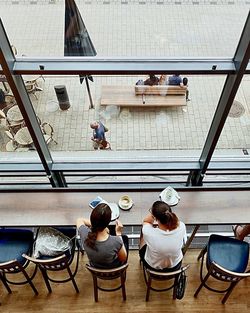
[79,225,123,268]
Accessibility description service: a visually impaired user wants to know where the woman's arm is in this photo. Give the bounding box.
[143,213,155,225]
[117,244,127,263]
[115,219,127,263]
[76,217,91,229]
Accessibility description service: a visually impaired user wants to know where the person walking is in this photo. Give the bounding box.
[90,120,110,150]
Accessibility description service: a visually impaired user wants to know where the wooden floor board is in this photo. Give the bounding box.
[1,250,250,312]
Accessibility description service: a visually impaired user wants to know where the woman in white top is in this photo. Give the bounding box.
[139,201,187,272]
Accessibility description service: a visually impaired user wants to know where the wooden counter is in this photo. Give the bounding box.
[0,189,249,227]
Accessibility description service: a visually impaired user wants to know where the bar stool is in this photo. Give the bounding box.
[194,234,250,303]
[0,228,38,295]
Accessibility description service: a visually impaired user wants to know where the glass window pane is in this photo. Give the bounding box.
[215,74,250,154]
[21,73,226,162]
[0,173,51,188]
[0,2,248,58]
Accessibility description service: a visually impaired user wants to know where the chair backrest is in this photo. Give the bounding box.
[0,109,6,118]
[86,263,129,280]
[4,95,16,106]
[145,264,189,281]
[41,122,54,136]
[23,254,70,272]
[2,103,15,116]
[5,130,14,140]
[0,259,24,273]
[25,82,36,93]
[11,45,17,56]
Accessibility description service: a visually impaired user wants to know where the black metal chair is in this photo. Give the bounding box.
[86,263,129,302]
[142,263,189,301]
[0,228,38,296]
[194,234,250,304]
[23,227,80,293]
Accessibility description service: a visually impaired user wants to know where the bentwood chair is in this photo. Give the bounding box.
[23,227,80,293]
[194,234,250,304]
[86,263,129,302]
[41,122,58,145]
[0,228,38,295]
[142,263,189,301]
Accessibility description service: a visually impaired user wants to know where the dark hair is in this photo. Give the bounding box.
[85,203,111,250]
[183,77,188,86]
[151,201,179,231]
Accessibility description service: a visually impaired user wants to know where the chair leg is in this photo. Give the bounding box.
[197,246,207,261]
[40,268,52,293]
[21,267,38,295]
[0,273,12,294]
[121,273,126,301]
[145,275,152,301]
[221,281,238,304]
[92,275,98,302]
[194,271,211,298]
[66,266,79,293]
[173,275,179,300]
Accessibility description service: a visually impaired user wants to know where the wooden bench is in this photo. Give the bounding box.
[100,85,187,108]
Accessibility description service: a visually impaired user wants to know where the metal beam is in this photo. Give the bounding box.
[6,57,241,75]
[190,11,250,186]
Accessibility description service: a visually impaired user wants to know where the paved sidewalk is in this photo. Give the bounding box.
[0,2,249,153]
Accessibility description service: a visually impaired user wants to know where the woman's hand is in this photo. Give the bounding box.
[115,219,123,236]
[76,218,91,229]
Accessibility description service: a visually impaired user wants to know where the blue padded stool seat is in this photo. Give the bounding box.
[0,229,34,266]
[207,234,249,273]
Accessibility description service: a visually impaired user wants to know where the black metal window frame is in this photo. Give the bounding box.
[0,12,250,189]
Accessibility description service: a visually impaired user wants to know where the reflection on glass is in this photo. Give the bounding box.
[64,0,97,56]
[216,74,250,152]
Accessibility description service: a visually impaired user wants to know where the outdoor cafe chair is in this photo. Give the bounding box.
[194,234,250,304]
[25,80,43,100]
[41,122,58,145]
[4,130,18,151]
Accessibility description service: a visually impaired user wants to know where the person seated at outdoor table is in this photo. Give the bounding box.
[76,203,128,269]
[139,200,187,272]
[144,74,160,86]
[90,120,110,150]
[168,74,183,86]
[159,74,168,85]
[182,77,191,101]
[168,74,190,101]
[233,224,250,241]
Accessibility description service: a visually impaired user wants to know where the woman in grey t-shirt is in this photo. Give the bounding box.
[77,203,128,268]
